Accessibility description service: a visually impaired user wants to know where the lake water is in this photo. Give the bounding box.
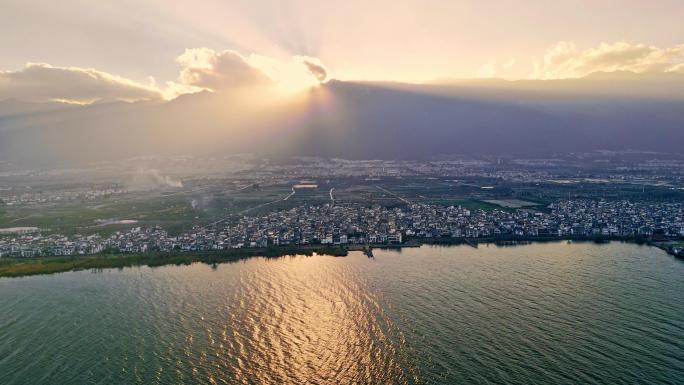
[1,242,682,384]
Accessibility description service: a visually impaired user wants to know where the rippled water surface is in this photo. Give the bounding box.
[1,242,683,384]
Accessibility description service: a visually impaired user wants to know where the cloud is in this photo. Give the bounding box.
[475,61,497,78]
[532,41,684,79]
[296,56,329,83]
[503,58,516,70]
[669,63,684,73]
[475,58,516,79]
[0,63,164,104]
[0,49,330,103]
[157,80,204,100]
[176,48,330,91]
[176,48,273,90]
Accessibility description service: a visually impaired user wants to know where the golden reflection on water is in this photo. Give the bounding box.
[2,243,684,384]
[181,255,413,384]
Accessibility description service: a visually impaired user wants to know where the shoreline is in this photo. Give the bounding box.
[0,236,681,278]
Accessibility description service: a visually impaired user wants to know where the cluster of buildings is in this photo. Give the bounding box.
[0,187,127,206]
[1,200,682,258]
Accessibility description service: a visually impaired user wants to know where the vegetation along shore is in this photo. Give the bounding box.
[1,236,681,278]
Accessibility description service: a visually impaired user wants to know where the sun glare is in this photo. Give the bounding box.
[248,54,324,92]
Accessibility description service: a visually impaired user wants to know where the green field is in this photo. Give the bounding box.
[0,179,526,235]
[0,195,202,235]
[3,174,623,235]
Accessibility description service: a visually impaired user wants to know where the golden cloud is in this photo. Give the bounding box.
[532,41,684,79]
[0,63,164,104]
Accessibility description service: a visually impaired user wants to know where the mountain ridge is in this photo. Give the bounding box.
[0,72,682,164]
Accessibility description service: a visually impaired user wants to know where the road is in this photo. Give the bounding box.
[283,187,296,201]
[375,185,412,204]
[206,187,295,228]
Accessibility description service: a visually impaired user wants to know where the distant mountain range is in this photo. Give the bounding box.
[1,72,683,164]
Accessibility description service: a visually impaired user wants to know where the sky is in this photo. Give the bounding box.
[2,0,684,102]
